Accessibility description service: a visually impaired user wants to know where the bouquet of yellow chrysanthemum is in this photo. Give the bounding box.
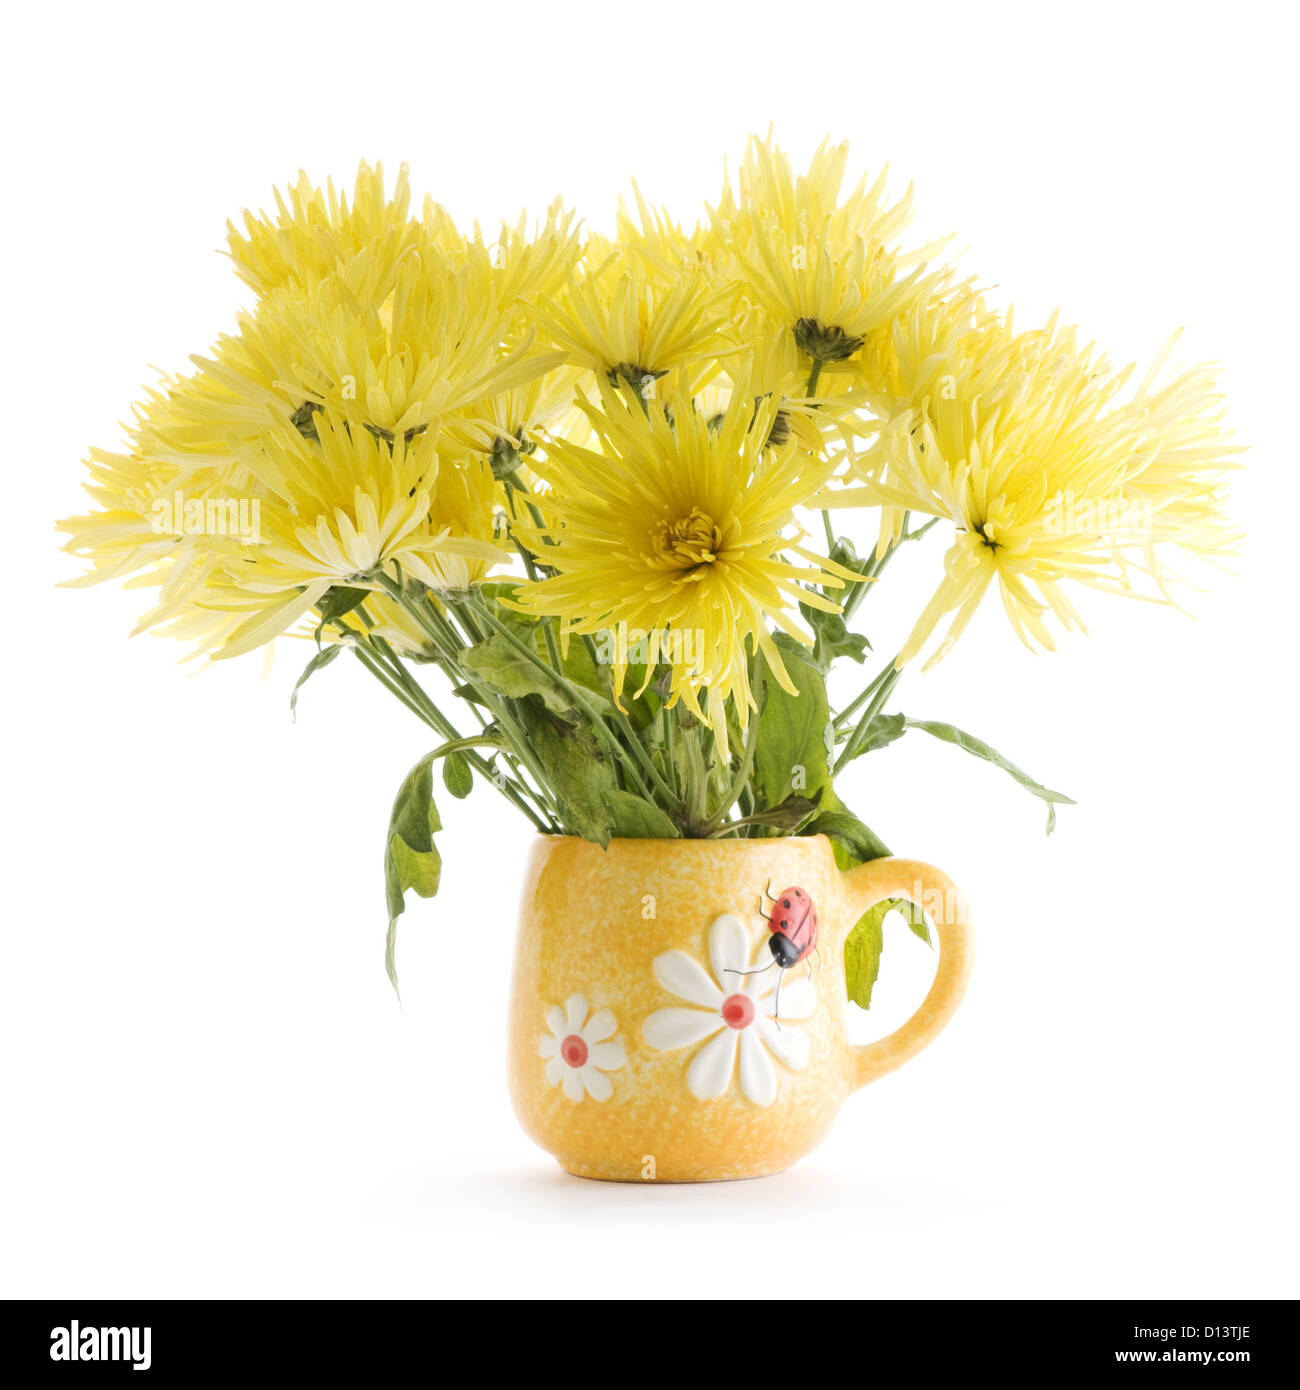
[58,138,1239,1001]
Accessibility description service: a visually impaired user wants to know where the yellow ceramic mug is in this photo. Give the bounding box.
[507,834,973,1181]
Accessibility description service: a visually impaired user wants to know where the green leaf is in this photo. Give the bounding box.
[844,897,929,1008]
[602,789,680,839]
[289,643,342,720]
[752,634,833,812]
[797,601,870,672]
[844,898,888,1009]
[442,751,474,800]
[806,804,892,864]
[727,792,823,834]
[382,752,444,996]
[904,719,1074,833]
[461,633,576,717]
[313,585,369,642]
[521,703,616,847]
[460,618,611,724]
[891,896,932,946]
[812,800,912,1009]
[829,536,876,580]
[842,710,906,757]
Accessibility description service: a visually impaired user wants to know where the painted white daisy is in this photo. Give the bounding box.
[641,913,816,1107]
[539,993,627,1103]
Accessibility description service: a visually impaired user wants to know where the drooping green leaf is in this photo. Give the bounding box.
[897,897,932,946]
[806,804,892,865]
[382,752,444,996]
[521,703,617,847]
[602,789,680,839]
[459,611,612,725]
[441,751,474,800]
[461,633,576,717]
[752,633,833,811]
[904,718,1074,833]
[812,799,914,1009]
[844,897,929,1008]
[844,898,888,1009]
[289,642,343,720]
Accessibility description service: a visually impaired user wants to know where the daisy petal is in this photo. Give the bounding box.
[643,1007,724,1052]
[538,1034,558,1059]
[587,1040,626,1071]
[565,993,589,1033]
[582,1008,618,1044]
[763,974,816,1020]
[581,1066,614,1102]
[546,1005,566,1037]
[756,1014,811,1071]
[562,1068,584,1103]
[545,1056,567,1087]
[739,1029,778,1106]
[709,913,754,990]
[653,950,723,1008]
[687,1027,739,1100]
[742,957,781,1000]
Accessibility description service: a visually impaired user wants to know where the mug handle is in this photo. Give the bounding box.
[840,857,975,1089]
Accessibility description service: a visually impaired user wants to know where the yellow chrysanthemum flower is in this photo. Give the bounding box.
[530,231,729,391]
[856,280,995,419]
[613,182,730,285]
[440,365,590,470]
[423,195,581,328]
[60,377,505,659]
[727,322,868,456]
[510,377,858,751]
[195,250,557,451]
[717,134,947,376]
[344,450,506,657]
[226,161,424,301]
[201,412,504,658]
[823,317,1240,666]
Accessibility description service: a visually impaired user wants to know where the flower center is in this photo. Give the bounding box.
[653,507,724,571]
[560,1034,588,1068]
[721,992,756,1030]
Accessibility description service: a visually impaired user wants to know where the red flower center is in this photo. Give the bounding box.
[721,992,756,1030]
[560,1033,588,1068]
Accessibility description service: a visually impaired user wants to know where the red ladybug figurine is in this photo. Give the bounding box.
[764,885,818,969]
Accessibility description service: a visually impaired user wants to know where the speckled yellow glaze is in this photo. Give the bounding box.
[507,835,973,1182]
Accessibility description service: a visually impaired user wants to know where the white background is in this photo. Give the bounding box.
[3,0,1296,1300]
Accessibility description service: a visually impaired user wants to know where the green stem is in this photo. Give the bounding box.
[841,513,940,624]
[834,656,900,730]
[591,647,680,810]
[835,664,903,772]
[508,518,566,672]
[350,600,558,826]
[370,575,558,810]
[679,724,710,834]
[349,644,552,833]
[703,711,760,831]
[661,696,679,802]
[821,508,836,554]
[467,594,661,806]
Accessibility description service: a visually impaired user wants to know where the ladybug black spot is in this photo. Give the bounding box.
[782,898,791,909]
